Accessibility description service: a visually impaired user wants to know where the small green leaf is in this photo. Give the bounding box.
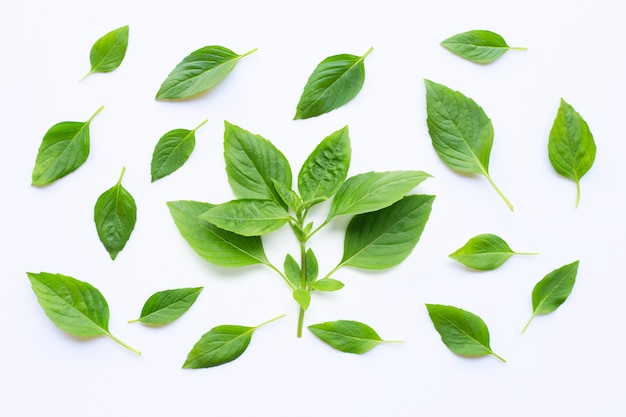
[522,261,579,333]
[294,47,372,119]
[81,25,129,80]
[151,120,207,182]
[327,170,431,220]
[199,199,290,236]
[156,46,256,100]
[424,79,513,210]
[308,320,399,354]
[167,200,269,268]
[26,272,139,354]
[426,304,504,362]
[548,99,596,206]
[449,233,537,270]
[129,287,203,325]
[94,167,137,260]
[441,30,526,64]
[272,179,301,210]
[283,254,301,289]
[293,288,311,311]
[340,195,434,270]
[183,314,285,368]
[31,106,103,186]
[305,249,318,284]
[298,126,351,206]
[311,279,344,292]
[224,122,292,206]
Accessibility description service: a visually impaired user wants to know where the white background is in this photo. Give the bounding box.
[2,0,625,415]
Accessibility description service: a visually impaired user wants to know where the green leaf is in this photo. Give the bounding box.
[424,79,513,210]
[183,314,284,368]
[224,122,292,206]
[283,254,301,289]
[311,278,344,292]
[308,320,399,354]
[26,272,139,354]
[449,233,537,271]
[199,199,290,236]
[151,120,208,182]
[129,287,203,325]
[272,179,301,210]
[31,106,103,186]
[305,249,318,284]
[94,167,137,260]
[298,126,351,206]
[426,304,504,362]
[294,47,373,119]
[340,195,434,270]
[522,261,579,333]
[167,200,269,268]
[156,46,256,100]
[327,170,431,220]
[548,99,596,206]
[441,30,526,64]
[293,288,311,311]
[81,25,129,80]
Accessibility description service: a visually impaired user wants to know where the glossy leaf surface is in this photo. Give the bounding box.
[340,195,434,270]
[156,46,256,100]
[426,304,504,362]
[151,120,207,182]
[31,106,103,186]
[449,233,536,270]
[130,287,203,325]
[548,99,596,206]
[308,320,392,354]
[294,47,372,119]
[199,199,290,236]
[82,25,129,79]
[441,30,525,64]
[167,200,268,268]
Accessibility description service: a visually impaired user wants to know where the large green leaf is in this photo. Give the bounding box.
[449,233,537,271]
[199,199,291,236]
[81,25,129,80]
[129,287,203,325]
[167,200,268,268]
[339,194,434,270]
[308,320,397,354]
[151,120,207,182]
[440,30,526,64]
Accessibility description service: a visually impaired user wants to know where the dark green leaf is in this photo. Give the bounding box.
[340,195,434,270]
[298,126,351,206]
[327,170,431,220]
[548,99,596,206]
[294,47,372,119]
[293,288,311,311]
[522,261,578,333]
[167,200,268,268]
[31,106,103,186]
[311,279,344,292]
[449,233,537,270]
[424,79,513,210]
[426,304,504,362]
[199,199,290,236]
[129,287,203,325]
[308,320,398,354]
[151,120,207,182]
[81,25,129,80]
[94,167,137,260]
[156,46,256,100]
[26,272,139,354]
[441,30,526,64]
[224,122,292,206]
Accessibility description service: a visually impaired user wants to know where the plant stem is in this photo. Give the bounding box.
[87,105,105,124]
[485,173,514,211]
[254,313,287,330]
[240,48,258,58]
[192,119,209,133]
[575,180,581,207]
[521,314,535,334]
[107,333,141,355]
[491,351,506,363]
[509,47,528,51]
[296,239,307,338]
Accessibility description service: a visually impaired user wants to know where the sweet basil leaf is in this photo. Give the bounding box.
[283,254,301,289]
[224,121,292,206]
[81,25,129,80]
[199,199,291,236]
[298,126,351,206]
[129,287,203,325]
[183,314,284,368]
[151,120,207,182]
[272,179,301,211]
[327,170,431,220]
[426,304,505,362]
[441,30,526,64]
[94,167,137,260]
[31,106,103,186]
[522,261,578,333]
[548,99,596,206]
[339,195,434,270]
[449,233,537,271]
[167,200,269,268]
[293,288,311,311]
[424,79,513,210]
[26,272,139,354]
[305,249,318,284]
[156,46,256,100]
[294,47,372,119]
[311,279,344,292]
[308,320,399,354]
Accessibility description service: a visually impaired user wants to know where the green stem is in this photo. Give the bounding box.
[509,46,528,51]
[521,314,535,334]
[192,119,209,133]
[265,261,296,290]
[296,239,307,338]
[383,339,405,345]
[117,166,126,185]
[485,173,514,211]
[107,333,141,355]
[254,313,287,330]
[240,48,258,58]
[87,105,105,124]
[575,180,581,207]
[79,69,95,82]
[490,351,506,363]
[515,251,540,256]
[362,46,374,59]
